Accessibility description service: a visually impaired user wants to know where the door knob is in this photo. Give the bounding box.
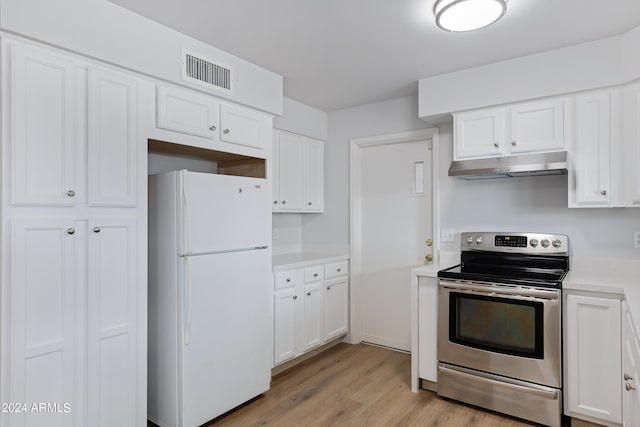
[425,254,433,262]
[425,239,433,247]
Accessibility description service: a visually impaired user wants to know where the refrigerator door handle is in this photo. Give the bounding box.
[184,256,193,345]
[182,171,191,254]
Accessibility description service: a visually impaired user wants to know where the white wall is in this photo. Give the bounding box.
[274,98,328,141]
[302,95,432,245]
[436,123,640,260]
[419,26,640,121]
[0,0,283,114]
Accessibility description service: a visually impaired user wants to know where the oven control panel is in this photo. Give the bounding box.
[461,232,568,254]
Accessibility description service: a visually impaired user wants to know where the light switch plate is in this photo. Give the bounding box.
[441,229,456,242]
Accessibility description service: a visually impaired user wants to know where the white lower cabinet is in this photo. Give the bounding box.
[6,217,140,426]
[273,260,349,367]
[622,301,640,426]
[565,292,623,425]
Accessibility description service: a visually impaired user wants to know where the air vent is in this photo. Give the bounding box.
[182,50,233,93]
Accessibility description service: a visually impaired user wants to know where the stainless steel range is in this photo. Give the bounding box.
[437,232,569,427]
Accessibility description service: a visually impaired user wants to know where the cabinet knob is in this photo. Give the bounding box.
[494,142,499,148]
[93,227,101,233]
[313,273,318,277]
[282,200,286,205]
[327,286,331,291]
[210,125,217,131]
[66,228,75,235]
[601,190,607,196]
[293,295,297,300]
[626,383,636,391]
[307,291,311,296]
[511,140,517,146]
[625,373,633,381]
[337,268,341,272]
[308,202,312,206]
[286,278,291,283]
[273,200,278,205]
[67,190,75,197]
[224,129,230,134]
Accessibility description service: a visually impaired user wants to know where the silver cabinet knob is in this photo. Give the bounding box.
[313,273,318,277]
[337,268,341,272]
[292,295,297,300]
[66,228,75,235]
[210,125,217,131]
[511,141,517,146]
[93,227,101,233]
[273,200,278,205]
[308,202,312,206]
[223,129,230,134]
[67,190,75,197]
[625,373,633,381]
[494,142,499,148]
[626,383,636,391]
[286,278,291,283]
[327,286,330,291]
[307,291,311,296]
[282,200,286,205]
[601,190,607,196]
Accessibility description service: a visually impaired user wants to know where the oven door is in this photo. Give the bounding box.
[438,279,561,387]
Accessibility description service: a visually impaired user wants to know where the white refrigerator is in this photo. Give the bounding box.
[148,170,271,427]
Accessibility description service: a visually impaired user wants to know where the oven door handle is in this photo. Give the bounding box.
[439,365,560,400]
[440,280,559,300]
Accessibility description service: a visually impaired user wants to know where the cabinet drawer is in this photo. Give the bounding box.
[325,261,348,279]
[304,266,324,283]
[274,270,301,290]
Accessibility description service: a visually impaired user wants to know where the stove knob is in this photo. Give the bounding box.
[530,239,539,248]
[467,236,474,244]
[476,237,483,244]
[552,239,562,248]
[541,239,550,248]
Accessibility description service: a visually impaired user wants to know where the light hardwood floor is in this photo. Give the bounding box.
[167,343,550,426]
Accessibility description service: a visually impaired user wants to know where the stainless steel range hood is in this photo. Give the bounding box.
[448,151,568,180]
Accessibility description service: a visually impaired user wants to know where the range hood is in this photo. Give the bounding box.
[448,151,568,180]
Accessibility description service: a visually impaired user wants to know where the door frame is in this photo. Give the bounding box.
[348,128,440,345]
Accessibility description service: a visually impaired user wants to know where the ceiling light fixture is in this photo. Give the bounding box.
[434,0,507,32]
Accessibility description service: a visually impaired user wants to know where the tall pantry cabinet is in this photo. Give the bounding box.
[1,39,148,426]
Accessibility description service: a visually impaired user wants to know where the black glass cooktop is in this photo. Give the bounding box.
[438,251,569,288]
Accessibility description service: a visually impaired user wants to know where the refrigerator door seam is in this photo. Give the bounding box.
[184,256,192,346]
[182,170,191,255]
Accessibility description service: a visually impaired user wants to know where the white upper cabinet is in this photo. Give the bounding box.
[510,99,565,153]
[219,103,264,149]
[272,129,325,213]
[156,85,219,139]
[88,68,138,207]
[453,97,567,160]
[156,84,268,152]
[454,107,504,159]
[624,81,640,206]
[569,89,623,207]
[10,43,78,206]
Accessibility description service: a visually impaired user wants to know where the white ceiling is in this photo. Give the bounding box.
[108,0,640,112]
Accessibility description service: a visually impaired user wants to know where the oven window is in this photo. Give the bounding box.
[449,292,544,358]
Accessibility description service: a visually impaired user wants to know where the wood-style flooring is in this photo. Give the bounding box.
[182,343,545,426]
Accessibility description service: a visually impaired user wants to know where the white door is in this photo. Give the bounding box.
[220,103,264,149]
[277,131,305,211]
[509,99,565,153]
[303,282,324,351]
[324,278,348,341]
[359,139,432,351]
[273,287,297,365]
[304,138,324,212]
[180,249,270,427]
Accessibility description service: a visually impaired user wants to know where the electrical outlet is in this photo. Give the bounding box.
[635,231,640,249]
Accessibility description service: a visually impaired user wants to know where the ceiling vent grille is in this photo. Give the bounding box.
[181,50,233,93]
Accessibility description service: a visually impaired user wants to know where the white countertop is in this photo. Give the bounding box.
[272,251,349,271]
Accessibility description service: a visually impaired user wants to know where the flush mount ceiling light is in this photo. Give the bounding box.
[434,0,507,32]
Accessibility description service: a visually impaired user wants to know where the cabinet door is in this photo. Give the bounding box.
[277,132,305,211]
[272,130,280,211]
[622,301,640,426]
[220,103,264,149]
[304,138,324,212]
[571,91,613,206]
[87,218,138,427]
[625,82,640,206]
[417,276,438,383]
[303,283,324,351]
[10,44,77,206]
[510,99,565,153]
[565,294,622,424]
[156,85,219,139]
[274,287,297,365]
[454,108,504,159]
[88,68,137,207]
[8,218,78,426]
[324,278,348,341]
